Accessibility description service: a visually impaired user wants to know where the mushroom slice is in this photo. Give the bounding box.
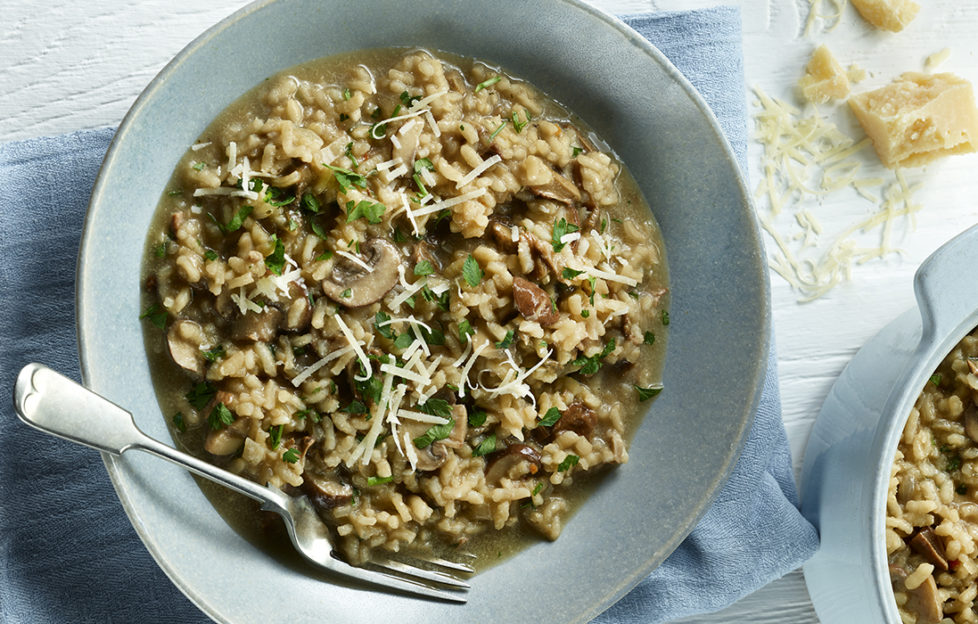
[302,470,354,511]
[904,574,943,624]
[512,277,558,326]
[412,412,467,472]
[965,406,978,444]
[909,527,949,572]
[321,237,401,308]
[529,172,581,205]
[167,320,207,377]
[484,444,543,484]
[553,401,597,439]
[204,417,249,456]
[230,306,282,343]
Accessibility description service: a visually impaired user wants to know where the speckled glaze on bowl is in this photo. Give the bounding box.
[801,224,978,624]
[76,1,767,622]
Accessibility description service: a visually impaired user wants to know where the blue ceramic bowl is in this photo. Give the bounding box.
[76,1,767,622]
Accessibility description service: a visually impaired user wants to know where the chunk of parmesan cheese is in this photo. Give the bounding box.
[851,0,920,32]
[849,72,978,168]
[799,45,850,104]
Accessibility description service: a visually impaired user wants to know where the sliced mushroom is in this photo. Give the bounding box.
[512,277,558,326]
[167,320,207,377]
[230,306,282,342]
[553,401,597,439]
[204,417,249,456]
[302,470,354,511]
[909,528,949,572]
[487,218,520,254]
[413,410,468,472]
[321,237,400,307]
[484,444,543,484]
[412,240,445,272]
[904,574,943,624]
[529,172,581,205]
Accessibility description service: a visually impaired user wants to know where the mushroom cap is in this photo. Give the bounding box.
[322,237,401,307]
[166,319,207,377]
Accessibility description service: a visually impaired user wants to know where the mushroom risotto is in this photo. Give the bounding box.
[141,49,668,566]
[888,327,978,623]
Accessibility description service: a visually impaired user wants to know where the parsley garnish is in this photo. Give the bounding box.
[531,482,544,496]
[155,241,168,258]
[295,408,321,423]
[572,146,583,158]
[282,448,301,463]
[393,332,414,350]
[930,374,942,386]
[344,142,359,169]
[315,250,333,262]
[192,161,206,171]
[414,417,456,449]
[551,218,580,252]
[416,398,453,419]
[472,434,496,457]
[208,402,234,430]
[139,304,167,330]
[587,276,597,306]
[661,310,670,326]
[557,455,579,472]
[572,339,615,375]
[341,288,352,298]
[355,373,384,404]
[581,310,590,318]
[643,331,656,346]
[400,90,421,108]
[375,310,394,339]
[301,192,321,213]
[342,400,368,415]
[496,329,515,349]
[561,267,584,280]
[414,260,435,276]
[468,409,487,427]
[222,205,253,232]
[462,255,483,287]
[342,88,352,101]
[269,424,283,449]
[538,407,562,427]
[474,76,501,92]
[204,249,218,261]
[265,235,285,275]
[202,345,226,362]
[367,475,394,486]
[345,199,386,224]
[185,382,216,410]
[458,319,474,343]
[167,189,182,197]
[511,110,530,133]
[325,164,368,193]
[489,121,507,141]
[634,384,663,402]
[414,158,433,173]
[172,412,186,433]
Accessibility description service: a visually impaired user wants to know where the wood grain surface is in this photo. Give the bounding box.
[3,1,978,622]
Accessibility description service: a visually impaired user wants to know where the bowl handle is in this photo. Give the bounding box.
[914,223,978,343]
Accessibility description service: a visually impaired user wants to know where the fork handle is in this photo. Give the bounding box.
[13,363,288,514]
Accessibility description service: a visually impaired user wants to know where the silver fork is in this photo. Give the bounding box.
[13,363,473,602]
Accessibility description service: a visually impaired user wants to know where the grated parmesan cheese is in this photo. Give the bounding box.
[455,154,502,189]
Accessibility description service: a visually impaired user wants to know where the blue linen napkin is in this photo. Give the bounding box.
[0,6,817,623]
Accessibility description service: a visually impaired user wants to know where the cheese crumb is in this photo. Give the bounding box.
[850,0,920,33]
[925,48,952,72]
[849,72,978,168]
[799,45,850,104]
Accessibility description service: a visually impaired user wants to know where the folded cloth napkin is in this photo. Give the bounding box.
[0,6,817,623]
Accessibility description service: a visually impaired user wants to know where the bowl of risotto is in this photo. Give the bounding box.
[802,224,978,624]
[76,0,767,622]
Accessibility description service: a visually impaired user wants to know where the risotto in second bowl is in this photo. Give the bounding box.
[140,48,668,567]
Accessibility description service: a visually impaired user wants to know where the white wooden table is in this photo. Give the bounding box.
[3,1,977,622]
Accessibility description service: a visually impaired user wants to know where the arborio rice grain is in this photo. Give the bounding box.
[142,49,668,567]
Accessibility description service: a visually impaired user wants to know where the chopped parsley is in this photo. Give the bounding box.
[661,310,670,326]
[531,482,544,497]
[204,249,219,261]
[462,255,483,287]
[551,217,580,252]
[643,331,656,346]
[202,345,226,362]
[301,192,321,213]
[581,310,590,318]
[634,384,663,402]
[282,447,301,463]
[208,402,234,430]
[414,158,433,173]
[474,76,501,92]
[310,220,329,240]
[538,407,561,427]
[344,141,359,169]
[557,455,579,472]
[400,90,421,108]
[263,186,295,207]
[367,475,394,486]
[489,121,507,141]
[561,267,585,280]
[295,408,321,423]
[171,412,186,433]
[468,409,487,427]
[340,288,352,299]
[342,400,368,415]
[185,381,216,410]
[374,310,394,339]
[264,235,285,275]
[495,329,515,349]
[572,146,583,157]
[472,434,496,457]
[269,424,283,449]
[393,332,414,350]
[139,304,167,330]
[587,276,597,306]
[342,88,352,100]
[458,319,474,343]
[155,241,168,258]
[413,417,456,449]
[511,110,530,133]
[192,161,206,171]
[414,260,435,276]
[416,398,453,419]
[572,339,615,375]
[325,164,368,193]
[930,374,942,386]
[315,250,333,262]
[345,199,386,224]
[222,205,253,232]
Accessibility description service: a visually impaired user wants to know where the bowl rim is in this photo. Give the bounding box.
[76,1,768,621]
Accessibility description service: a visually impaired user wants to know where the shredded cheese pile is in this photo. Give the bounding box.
[752,86,923,301]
